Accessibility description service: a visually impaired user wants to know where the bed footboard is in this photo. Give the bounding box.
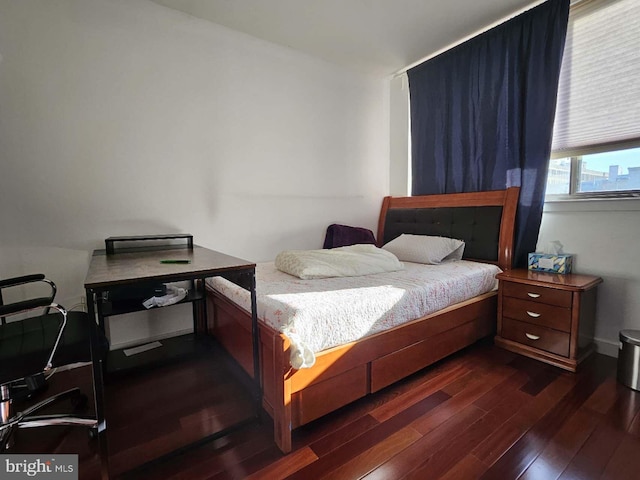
[206,290,293,452]
[207,286,496,453]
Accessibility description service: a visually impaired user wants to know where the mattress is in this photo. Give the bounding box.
[206,260,501,369]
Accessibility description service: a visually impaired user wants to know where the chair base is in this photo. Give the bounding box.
[1,387,97,450]
[1,376,47,405]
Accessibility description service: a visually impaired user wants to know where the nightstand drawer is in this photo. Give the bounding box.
[501,318,570,357]
[502,282,572,307]
[502,297,571,332]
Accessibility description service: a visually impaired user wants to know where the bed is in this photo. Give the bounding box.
[205,187,519,453]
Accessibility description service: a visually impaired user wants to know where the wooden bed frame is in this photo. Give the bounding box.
[206,187,519,453]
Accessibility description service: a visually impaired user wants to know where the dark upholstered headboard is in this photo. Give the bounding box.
[377,188,520,270]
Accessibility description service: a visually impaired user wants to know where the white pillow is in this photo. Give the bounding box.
[382,234,465,264]
[275,244,404,279]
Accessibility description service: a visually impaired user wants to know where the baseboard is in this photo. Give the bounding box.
[594,336,620,358]
[109,328,194,351]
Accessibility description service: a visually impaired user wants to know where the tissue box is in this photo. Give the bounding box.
[527,253,573,274]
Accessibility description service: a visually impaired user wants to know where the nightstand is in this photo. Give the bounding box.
[494,269,602,372]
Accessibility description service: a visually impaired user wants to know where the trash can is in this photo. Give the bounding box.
[618,329,640,391]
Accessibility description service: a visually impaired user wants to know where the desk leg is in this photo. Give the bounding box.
[193,279,207,335]
[86,288,110,479]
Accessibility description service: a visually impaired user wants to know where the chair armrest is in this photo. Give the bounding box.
[0,275,57,319]
[0,297,53,317]
[0,274,45,289]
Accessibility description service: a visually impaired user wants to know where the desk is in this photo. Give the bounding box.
[84,245,260,479]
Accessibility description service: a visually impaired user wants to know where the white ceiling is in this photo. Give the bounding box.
[150,0,541,75]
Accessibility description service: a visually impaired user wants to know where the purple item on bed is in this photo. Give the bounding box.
[323,224,377,249]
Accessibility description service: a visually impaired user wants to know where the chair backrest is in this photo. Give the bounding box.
[0,275,91,385]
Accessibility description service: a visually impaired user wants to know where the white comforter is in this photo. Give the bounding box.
[207,260,501,369]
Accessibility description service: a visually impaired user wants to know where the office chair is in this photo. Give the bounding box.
[0,274,99,450]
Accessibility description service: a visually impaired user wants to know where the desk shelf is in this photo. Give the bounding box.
[105,333,208,378]
[99,288,204,317]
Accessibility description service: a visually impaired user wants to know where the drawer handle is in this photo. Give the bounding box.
[525,333,541,341]
[526,311,541,318]
[527,292,541,298]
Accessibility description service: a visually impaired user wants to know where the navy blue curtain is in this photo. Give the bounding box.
[408,0,569,268]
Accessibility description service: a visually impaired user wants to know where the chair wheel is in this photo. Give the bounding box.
[89,427,98,440]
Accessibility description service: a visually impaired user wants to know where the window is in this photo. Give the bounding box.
[547,148,640,196]
[546,0,640,199]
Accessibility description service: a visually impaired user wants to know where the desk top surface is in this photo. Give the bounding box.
[84,245,255,289]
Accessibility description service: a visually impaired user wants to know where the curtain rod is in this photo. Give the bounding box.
[392,0,552,78]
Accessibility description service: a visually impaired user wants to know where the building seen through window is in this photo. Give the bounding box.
[546,147,640,196]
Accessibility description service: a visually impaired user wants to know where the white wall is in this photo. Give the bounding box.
[538,200,640,357]
[389,75,410,196]
[0,0,390,348]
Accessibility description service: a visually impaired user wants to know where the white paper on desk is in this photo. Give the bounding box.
[142,285,187,309]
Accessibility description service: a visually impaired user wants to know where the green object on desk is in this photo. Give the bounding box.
[160,259,191,264]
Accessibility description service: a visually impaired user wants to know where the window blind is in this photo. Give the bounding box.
[551,0,640,156]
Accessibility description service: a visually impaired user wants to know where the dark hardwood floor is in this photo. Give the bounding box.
[9,339,640,479]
